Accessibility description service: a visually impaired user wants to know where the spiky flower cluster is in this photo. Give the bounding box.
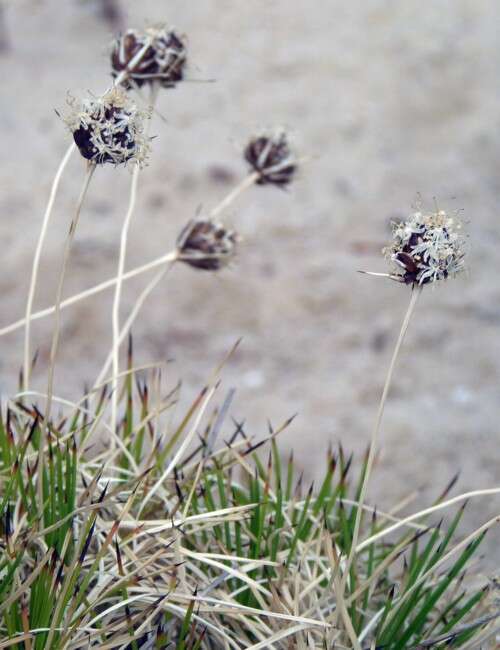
[384,209,466,285]
[244,129,297,186]
[111,25,187,89]
[176,218,238,271]
[64,87,151,166]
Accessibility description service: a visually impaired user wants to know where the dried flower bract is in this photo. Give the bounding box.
[177,219,238,271]
[64,87,151,166]
[384,209,466,285]
[111,25,187,89]
[244,129,297,186]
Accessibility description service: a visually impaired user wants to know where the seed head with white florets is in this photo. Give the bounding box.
[383,209,466,285]
[64,87,151,166]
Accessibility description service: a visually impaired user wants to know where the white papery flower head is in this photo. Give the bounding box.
[64,87,151,166]
[383,209,466,285]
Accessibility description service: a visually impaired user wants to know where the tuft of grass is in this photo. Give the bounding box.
[0,367,497,649]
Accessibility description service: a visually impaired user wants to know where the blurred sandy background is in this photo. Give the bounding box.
[0,1,499,566]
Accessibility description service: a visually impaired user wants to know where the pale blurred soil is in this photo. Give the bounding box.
[0,0,499,567]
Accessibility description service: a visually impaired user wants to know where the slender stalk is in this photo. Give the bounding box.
[0,250,178,338]
[102,165,257,402]
[342,285,422,592]
[95,259,177,390]
[103,170,260,397]
[23,142,76,391]
[110,163,141,442]
[110,88,157,443]
[209,172,259,218]
[0,171,261,341]
[37,163,96,506]
[108,42,156,437]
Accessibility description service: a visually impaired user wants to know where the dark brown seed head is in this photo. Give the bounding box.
[72,104,134,164]
[177,219,238,271]
[111,26,187,89]
[244,131,296,186]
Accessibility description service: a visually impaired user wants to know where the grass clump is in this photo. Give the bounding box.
[0,373,497,648]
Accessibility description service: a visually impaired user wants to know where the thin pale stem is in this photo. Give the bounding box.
[23,142,76,391]
[209,172,259,219]
[208,154,309,220]
[110,87,157,443]
[0,250,178,338]
[38,163,96,506]
[95,259,177,391]
[59,164,260,434]
[342,285,422,593]
[0,170,261,341]
[110,164,140,442]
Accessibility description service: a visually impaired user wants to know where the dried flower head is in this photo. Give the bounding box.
[64,87,151,166]
[383,209,466,285]
[176,218,238,271]
[244,129,297,186]
[111,25,187,89]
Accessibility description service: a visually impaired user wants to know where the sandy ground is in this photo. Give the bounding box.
[1,1,500,568]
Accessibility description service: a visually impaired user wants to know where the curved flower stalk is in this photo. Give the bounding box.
[0,249,177,338]
[23,142,76,392]
[345,207,468,597]
[108,24,189,442]
[106,124,295,442]
[99,131,302,413]
[93,218,239,393]
[11,128,302,358]
[23,87,150,394]
[39,162,96,506]
[39,88,151,502]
